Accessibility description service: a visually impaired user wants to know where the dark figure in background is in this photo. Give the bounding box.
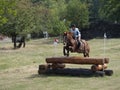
[12,35,25,49]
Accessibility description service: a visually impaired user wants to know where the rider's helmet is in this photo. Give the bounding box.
[71,24,76,28]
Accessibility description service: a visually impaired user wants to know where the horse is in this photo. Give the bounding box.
[63,31,90,57]
[12,35,25,48]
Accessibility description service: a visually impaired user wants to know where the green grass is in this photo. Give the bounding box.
[0,38,120,90]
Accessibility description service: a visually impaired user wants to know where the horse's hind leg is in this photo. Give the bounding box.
[23,41,25,48]
[83,53,87,57]
[66,49,69,56]
[86,53,89,57]
[83,51,89,57]
[85,52,89,57]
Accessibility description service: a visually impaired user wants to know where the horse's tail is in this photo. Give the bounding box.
[86,41,90,53]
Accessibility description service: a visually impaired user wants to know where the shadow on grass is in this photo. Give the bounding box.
[28,68,107,79]
[28,74,48,79]
[0,47,15,50]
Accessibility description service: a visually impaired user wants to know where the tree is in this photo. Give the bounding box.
[34,0,67,36]
[0,0,35,48]
[48,0,67,35]
[0,0,16,27]
[99,0,120,23]
[87,0,101,22]
[66,0,89,29]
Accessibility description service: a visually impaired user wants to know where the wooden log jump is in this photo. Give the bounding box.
[46,56,109,65]
[38,56,113,76]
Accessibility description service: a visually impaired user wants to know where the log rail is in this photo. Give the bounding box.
[46,56,109,65]
[38,56,113,76]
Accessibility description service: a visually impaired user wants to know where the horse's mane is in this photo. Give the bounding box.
[64,31,73,36]
[67,31,73,35]
[67,31,74,38]
[64,31,74,40]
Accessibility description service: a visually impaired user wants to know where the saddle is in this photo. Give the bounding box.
[72,36,81,49]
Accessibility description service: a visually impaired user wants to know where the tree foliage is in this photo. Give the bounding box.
[0,0,120,39]
[0,0,16,27]
[99,0,120,23]
[0,0,91,37]
[0,0,35,36]
[66,0,89,29]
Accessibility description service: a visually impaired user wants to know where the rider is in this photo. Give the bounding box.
[70,24,81,48]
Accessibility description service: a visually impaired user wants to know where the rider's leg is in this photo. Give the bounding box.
[76,37,80,48]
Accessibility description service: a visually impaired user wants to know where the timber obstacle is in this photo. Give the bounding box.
[38,56,113,76]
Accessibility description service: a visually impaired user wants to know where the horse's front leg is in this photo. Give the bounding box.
[63,46,69,56]
[69,46,73,52]
[69,45,76,52]
[23,41,25,48]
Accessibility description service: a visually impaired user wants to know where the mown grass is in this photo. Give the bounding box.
[0,38,120,90]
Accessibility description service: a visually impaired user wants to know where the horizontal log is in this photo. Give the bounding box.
[104,70,113,76]
[46,56,109,65]
[50,63,65,69]
[41,68,107,77]
[38,64,48,74]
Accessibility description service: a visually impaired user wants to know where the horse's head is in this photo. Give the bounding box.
[64,31,73,39]
[63,31,74,45]
[63,32,67,36]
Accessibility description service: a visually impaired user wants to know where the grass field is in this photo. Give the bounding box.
[0,38,120,90]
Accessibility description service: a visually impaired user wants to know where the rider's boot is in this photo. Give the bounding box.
[77,39,80,48]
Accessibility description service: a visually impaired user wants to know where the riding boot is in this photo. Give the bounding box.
[77,39,80,48]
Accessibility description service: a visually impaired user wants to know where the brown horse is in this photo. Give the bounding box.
[63,32,90,57]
